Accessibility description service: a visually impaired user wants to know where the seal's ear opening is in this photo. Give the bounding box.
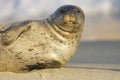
[47,16,54,25]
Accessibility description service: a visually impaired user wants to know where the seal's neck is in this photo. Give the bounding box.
[46,21,81,45]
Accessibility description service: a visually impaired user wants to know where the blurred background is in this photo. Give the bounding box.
[0,0,120,65]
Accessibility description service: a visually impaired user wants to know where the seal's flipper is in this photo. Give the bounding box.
[0,22,20,32]
[1,21,31,45]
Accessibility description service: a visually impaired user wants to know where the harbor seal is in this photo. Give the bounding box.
[0,5,85,72]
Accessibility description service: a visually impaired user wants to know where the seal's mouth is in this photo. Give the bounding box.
[54,22,81,33]
[64,21,77,25]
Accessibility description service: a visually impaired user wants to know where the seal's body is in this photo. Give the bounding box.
[0,5,85,72]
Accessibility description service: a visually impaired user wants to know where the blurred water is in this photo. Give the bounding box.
[69,41,120,64]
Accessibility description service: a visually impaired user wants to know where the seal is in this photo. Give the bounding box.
[0,5,85,72]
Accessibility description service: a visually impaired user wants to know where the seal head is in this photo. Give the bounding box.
[47,5,85,33]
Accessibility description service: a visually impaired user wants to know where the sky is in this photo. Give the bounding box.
[0,0,120,41]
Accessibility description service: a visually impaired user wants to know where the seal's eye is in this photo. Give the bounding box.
[74,9,80,13]
[77,10,80,13]
[59,9,65,14]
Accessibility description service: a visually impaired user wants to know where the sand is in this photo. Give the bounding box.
[0,67,120,80]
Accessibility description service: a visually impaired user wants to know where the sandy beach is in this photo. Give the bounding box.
[0,66,120,80]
